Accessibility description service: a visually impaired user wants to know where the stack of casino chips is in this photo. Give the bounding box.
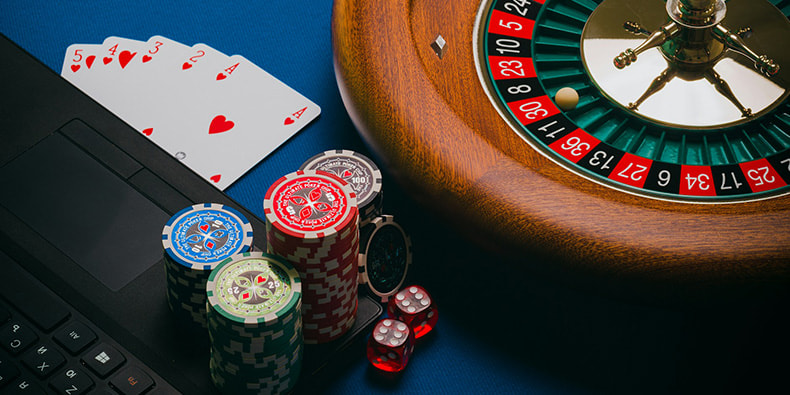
[161,203,253,329]
[264,170,360,344]
[300,149,383,225]
[206,252,303,394]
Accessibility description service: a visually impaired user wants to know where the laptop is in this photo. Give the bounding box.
[0,33,381,393]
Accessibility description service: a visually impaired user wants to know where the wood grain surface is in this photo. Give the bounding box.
[331,0,790,301]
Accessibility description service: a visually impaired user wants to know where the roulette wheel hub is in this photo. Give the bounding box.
[581,0,789,130]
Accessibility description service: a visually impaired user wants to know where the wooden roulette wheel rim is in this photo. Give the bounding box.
[331,0,790,300]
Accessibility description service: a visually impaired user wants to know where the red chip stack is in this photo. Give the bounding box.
[263,170,359,344]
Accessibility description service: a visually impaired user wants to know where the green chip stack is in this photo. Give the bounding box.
[206,252,303,394]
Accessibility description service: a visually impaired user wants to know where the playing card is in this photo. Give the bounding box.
[61,43,102,85]
[63,37,146,120]
[103,36,193,133]
[127,42,233,161]
[181,43,229,73]
[99,36,144,71]
[61,36,320,190]
[144,53,321,189]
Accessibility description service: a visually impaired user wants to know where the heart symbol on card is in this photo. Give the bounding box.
[341,169,353,178]
[210,174,222,183]
[216,73,227,81]
[103,57,112,65]
[209,115,234,134]
[142,128,153,136]
[142,55,152,63]
[118,50,136,69]
[182,62,192,70]
[70,64,80,73]
[85,55,96,68]
[200,224,209,232]
[283,117,295,125]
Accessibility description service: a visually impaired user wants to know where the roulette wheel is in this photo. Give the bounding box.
[332,0,790,299]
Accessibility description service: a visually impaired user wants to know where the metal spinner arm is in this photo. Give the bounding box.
[610,0,781,117]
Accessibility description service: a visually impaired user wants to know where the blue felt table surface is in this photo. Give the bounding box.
[2,1,572,393]
[3,1,787,394]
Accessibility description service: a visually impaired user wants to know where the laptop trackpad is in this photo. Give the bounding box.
[0,132,169,291]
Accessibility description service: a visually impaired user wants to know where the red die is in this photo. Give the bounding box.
[366,318,415,372]
[387,285,437,339]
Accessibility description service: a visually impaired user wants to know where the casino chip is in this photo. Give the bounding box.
[264,170,360,344]
[358,215,412,302]
[206,251,303,394]
[299,149,383,225]
[161,203,253,329]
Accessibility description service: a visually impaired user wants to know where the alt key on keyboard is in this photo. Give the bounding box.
[53,321,97,355]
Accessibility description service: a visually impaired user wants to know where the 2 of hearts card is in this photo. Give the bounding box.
[61,35,320,190]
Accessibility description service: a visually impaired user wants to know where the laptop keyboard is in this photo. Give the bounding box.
[0,263,166,394]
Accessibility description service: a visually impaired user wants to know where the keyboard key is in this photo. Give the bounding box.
[49,366,94,395]
[0,322,38,355]
[21,342,65,378]
[110,365,154,395]
[53,321,96,355]
[0,356,21,388]
[81,343,125,378]
[9,373,45,393]
[2,278,70,332]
